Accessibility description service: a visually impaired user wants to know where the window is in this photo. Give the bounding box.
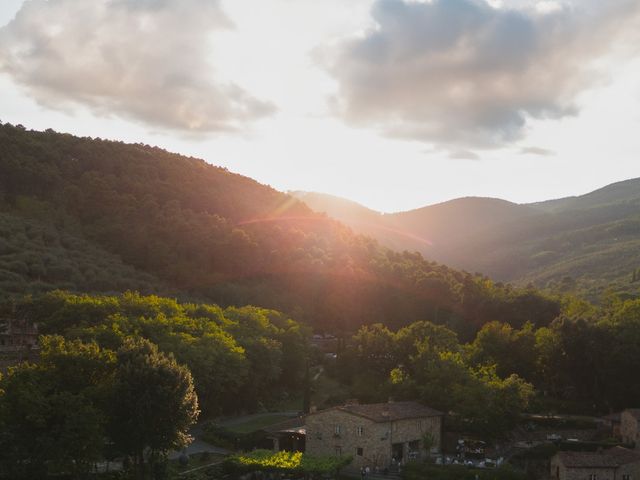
[622,475,631,480]
[357,447,364,456]
[335,446,342,456]
[334,425,342,435]
[589,474,598,480]
[416,420,423,431]
[357,426,364,436]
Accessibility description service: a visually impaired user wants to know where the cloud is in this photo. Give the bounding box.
[448,149,480,160]
[520,146,555,156]
[0,0,275,133]
[321,0,640,149]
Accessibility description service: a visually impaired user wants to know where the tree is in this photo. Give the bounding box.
[0,336,112,479]
[392,344,533,439]
[395,320,459,364]
[107,338,199,479]
[422,431,436,460]
[469,321,536,381]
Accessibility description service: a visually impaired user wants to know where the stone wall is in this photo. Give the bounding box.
[306,409,389,469]
[390,416,442,452]
[621,411,639,447]
[305,408,442,470]
[550,455,640,480]
[618,460,640,480]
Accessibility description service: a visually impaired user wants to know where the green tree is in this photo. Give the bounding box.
[469,321,536,381]
[108,338,199,479]
[392,344,533,439]
[0,336,113,479]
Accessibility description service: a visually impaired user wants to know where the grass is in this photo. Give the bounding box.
[223,413,295,434]
[168,452,227,479]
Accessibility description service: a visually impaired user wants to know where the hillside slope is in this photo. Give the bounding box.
[0,123,560,338]
[0,211,164,296]
[295,180,640,299]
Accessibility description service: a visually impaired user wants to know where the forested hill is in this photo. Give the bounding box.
[0,123,560,338]
[294,179,640,301]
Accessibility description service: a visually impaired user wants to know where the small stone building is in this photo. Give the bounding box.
[0,319,39,372]
[551,447,640,480]
[621,410,640,447]
[305,400,443,470]
[265,416,307,453]
[0,319,39,352]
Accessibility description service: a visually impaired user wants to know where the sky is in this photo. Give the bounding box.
[1,0,639,213]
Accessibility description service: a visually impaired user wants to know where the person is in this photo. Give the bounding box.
[361,467,365,480]
[365,466,371,477]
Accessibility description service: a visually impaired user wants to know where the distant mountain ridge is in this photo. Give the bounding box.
[292,179,640,299]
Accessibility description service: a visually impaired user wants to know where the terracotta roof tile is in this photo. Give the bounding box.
[335,401,443,422]
[557,447,640,468]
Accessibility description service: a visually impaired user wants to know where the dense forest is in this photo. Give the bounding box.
[334,292,640,419]
[0,123,560,340]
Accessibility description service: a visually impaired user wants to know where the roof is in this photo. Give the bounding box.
[556,447,640,468]
[314,401,442,423]
[263,416,306,434]
[602,412,621,422]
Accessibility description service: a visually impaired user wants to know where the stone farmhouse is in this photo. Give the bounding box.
[305,400,443,470]
[0,319,38,352]
[0,319,39,372]
[621,410,640,447]
[551,447,640,480]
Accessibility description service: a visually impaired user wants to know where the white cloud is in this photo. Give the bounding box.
[0,0,275,133]
[520,146,554,156]
[321,0,640,149]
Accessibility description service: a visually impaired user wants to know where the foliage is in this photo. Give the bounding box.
[107,338,199,476]
[0,335,199,480]
[330,320,533,438]
[324,304,640,434]
[468,321,537,381]
[0,336,113,479]
[6,290,309,414]
[0,123,561,339]
[0,211,163,299]
[224,449,352,475]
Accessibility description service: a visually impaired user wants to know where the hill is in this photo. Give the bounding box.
[293,179,640,300]
[0,123,560,338]
[0,211,164,296]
